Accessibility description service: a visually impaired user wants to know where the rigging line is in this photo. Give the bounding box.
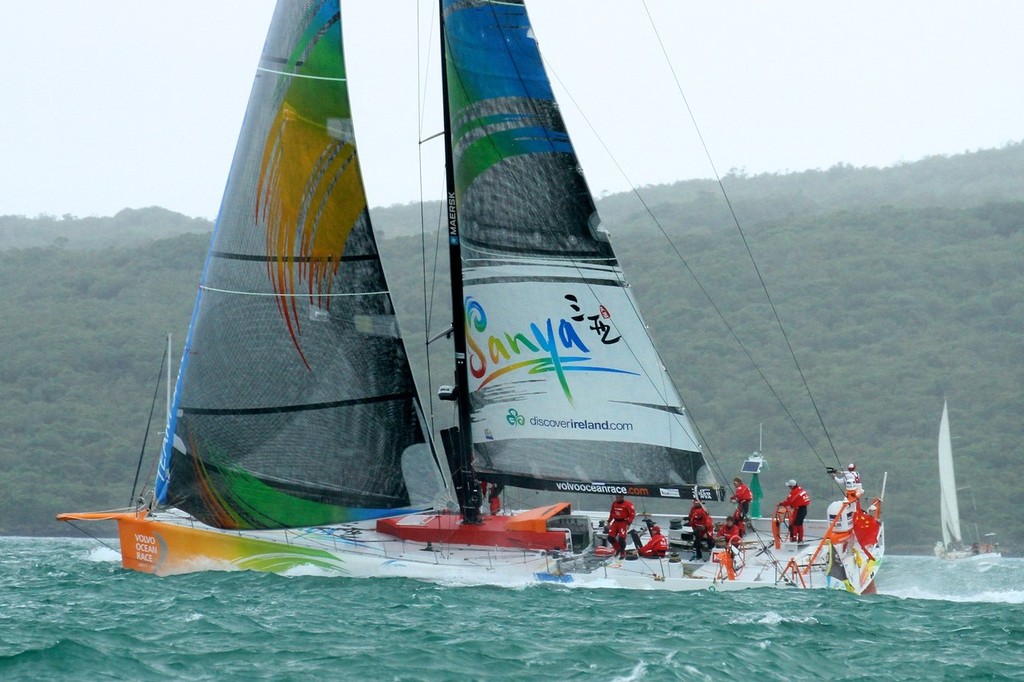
[641,1,841,467]
[415,1,453,442]
[681,405,728,494]
[129,340,168,508]
[419,189,449,437]
[544,42,823,464]
[64,521,121,554]
[428,195,446,336]
[417,0,438,149]
[417,0,435,435]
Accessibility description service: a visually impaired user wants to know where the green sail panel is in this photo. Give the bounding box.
[443,0,721,502]
[157,0,430,529]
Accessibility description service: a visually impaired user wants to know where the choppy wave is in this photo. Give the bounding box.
[878,555,1024,604]
[83,545,120,563]
[3,539,1024,681]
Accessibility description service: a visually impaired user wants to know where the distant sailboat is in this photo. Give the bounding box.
[60,0,883,592]
[934,401,1000,560]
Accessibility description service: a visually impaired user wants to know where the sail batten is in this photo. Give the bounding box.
[181,392,419,417]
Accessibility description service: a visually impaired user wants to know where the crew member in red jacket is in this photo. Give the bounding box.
[778,479,811,543]
[731,477,753,518]
[717,515,742,547]
[728,507,746,537]
[487,483,503,515]
[687,499,715,560]
[606,493,636,558]
[639,525,668,558]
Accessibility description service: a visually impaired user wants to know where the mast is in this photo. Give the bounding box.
[166,333,172,423]
[437,0,480,523]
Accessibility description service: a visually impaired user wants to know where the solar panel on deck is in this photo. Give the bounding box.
[741,460,761,473]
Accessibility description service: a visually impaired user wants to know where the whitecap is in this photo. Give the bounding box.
[84,546,121,563]
[883,586,1024,604]
[729,611,819,625]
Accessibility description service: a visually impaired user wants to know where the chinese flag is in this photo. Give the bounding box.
[853,509,881,555]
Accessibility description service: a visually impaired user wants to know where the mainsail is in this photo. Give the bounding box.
[938,400,962,547]
[154,0,433,530]
[442,0,720,501]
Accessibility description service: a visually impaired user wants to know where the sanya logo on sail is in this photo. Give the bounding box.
[465,294,637,404]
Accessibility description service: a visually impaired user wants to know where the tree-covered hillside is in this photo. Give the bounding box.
[0,207,212,251]
[1,144,1021,553]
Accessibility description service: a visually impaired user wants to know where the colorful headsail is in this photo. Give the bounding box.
[155,0,433,529]
[442,0,722,501]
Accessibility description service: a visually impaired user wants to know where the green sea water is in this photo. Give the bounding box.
[1,538,1021,681]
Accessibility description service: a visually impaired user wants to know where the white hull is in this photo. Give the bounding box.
[934,543,1001,562]
[935,552,1002,562]
[101,506,883,593]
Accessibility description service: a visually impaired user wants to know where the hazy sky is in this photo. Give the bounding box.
[3,1,1022,219]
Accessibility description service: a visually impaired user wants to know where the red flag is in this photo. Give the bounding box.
[853,509,880,550]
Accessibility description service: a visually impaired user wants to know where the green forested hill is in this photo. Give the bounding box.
[1,145,1021,553]
[0,234,207,534]
[0,207,212,251]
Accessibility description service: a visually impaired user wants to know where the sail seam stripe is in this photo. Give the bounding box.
[181,392,415,416]
[464,258,617,265]
[198,285,388,298]
[463,276,623,287]
[255,66,346,82]
[210,251,377,263]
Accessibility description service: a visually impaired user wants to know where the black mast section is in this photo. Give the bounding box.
[438,0,481,524]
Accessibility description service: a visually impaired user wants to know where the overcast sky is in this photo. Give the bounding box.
[2,1,1022,219]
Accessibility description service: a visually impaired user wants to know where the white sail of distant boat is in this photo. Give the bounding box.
[937,401,962,549]
[59,0,884,593]
[934,400,1000,560]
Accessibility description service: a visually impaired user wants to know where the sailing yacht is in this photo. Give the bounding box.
[933,401,1000,560]
[60,0,883,592]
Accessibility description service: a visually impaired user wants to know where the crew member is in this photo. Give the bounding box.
[831,463,863,501]
[731,476,753,517]
[687,499,715,560]
[717,515,742,547]
[639,525,668,558]
[488,483,503,515]
[607,493,636,559]
[778,479,811,543]
[729,507,746,537]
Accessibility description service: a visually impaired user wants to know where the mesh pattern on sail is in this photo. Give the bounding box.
[444,1,710,493]
[162,0,423,530]
[475,440,708,487]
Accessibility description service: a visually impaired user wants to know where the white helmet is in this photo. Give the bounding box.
[848,463,856,471]
[786,479,797,487]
